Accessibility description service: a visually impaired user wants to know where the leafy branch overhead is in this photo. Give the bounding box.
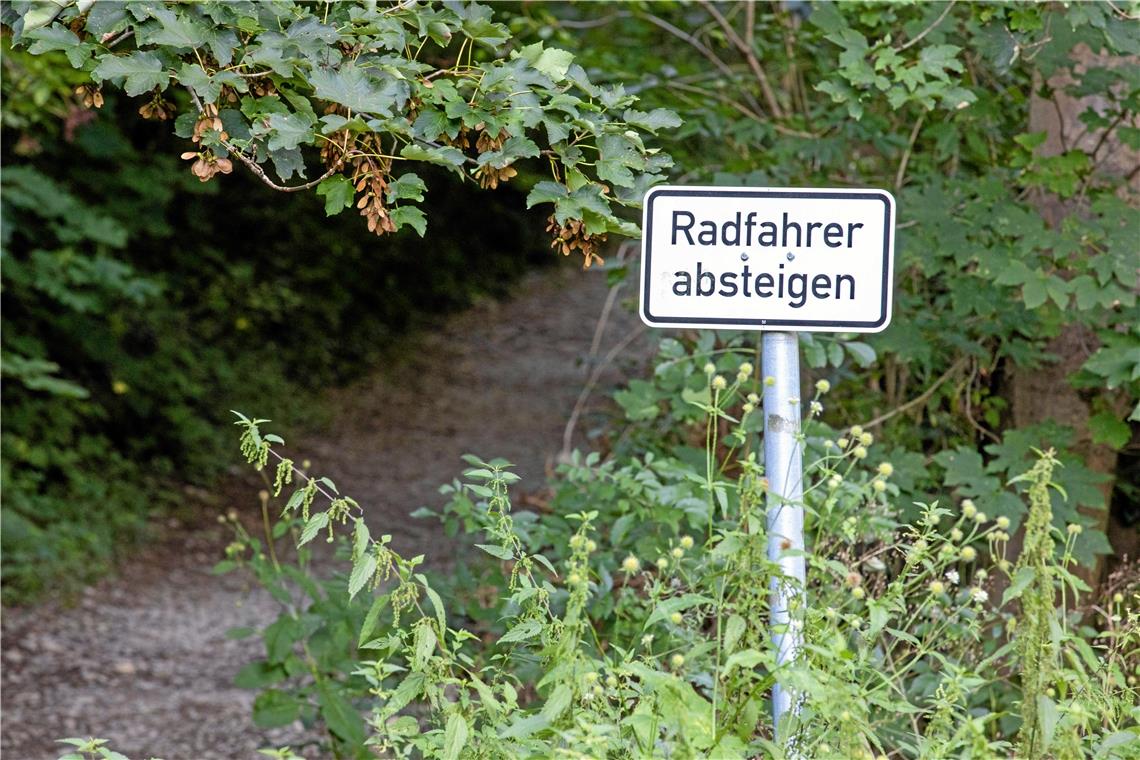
[11,0,676,264]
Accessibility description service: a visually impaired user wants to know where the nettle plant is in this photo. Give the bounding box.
[9,0,676,266]
[108,350,1131,760]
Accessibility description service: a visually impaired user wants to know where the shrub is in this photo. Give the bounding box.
[181,346,1139,759]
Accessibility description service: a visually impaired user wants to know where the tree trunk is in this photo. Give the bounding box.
[1012,45,1140,588]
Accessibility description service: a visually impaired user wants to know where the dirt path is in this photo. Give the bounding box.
[1,265,649,760]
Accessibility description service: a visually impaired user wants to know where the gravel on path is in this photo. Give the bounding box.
[1,265,649,760]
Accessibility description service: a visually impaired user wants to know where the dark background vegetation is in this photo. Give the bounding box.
[1,51,550,600]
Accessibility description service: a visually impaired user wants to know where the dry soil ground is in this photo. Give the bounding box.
[1,265,649,760]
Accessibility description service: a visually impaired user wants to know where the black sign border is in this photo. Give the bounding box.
[641,189,894,330]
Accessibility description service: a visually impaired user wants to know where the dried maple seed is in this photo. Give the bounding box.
[546,215,607,269]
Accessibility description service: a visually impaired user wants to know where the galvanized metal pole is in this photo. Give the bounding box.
[762,330,806,743]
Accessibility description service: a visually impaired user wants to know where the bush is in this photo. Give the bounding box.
[182,340,1139,759]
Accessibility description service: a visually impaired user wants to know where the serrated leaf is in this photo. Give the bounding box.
[623,107,682,132]
[299,512,329,546]
[316,175,355,216]
[358,594,390,646]
[93,52,170,96]
[253,689,301,728]
[443,712,469,760]
[499,619,542,644]
[390,206,427,237]
[317,683,366,745]
[532,47,574,81]
[1002,566,1036,607]
[476,543,514,560]
[646,593,713,627]
[348,553,377,599]
[844,341,876,367]
[266,112,315,151]
[311,65,394,116]
[723,614,746,654]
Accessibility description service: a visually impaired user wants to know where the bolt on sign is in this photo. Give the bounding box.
[639,186,896,332]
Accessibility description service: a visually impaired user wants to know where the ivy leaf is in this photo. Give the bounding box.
[93,52,170,97]
[316,175,355,216]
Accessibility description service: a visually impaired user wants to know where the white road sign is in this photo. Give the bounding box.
[639,186,896,332]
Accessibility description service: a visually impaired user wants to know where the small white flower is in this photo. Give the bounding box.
[971,587,988,604]
[810,401,823,415]
[945,569,960,585]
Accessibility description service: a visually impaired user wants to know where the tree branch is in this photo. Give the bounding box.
[859,355,970,430]
[185,87,341,192]
[698,0,784,120]
[637,10,766,117]
[898,1,957,52]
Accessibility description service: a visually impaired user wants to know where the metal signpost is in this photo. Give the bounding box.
[639,186,896,744]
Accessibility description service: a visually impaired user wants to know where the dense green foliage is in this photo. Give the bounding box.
[4,0,1139,758]
[208,356,1136,758]
[518,1,1139,532]
[0,35,553,601]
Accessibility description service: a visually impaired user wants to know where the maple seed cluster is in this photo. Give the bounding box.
[547,215,608,269]
[180,151,233,182]
[351,144,396,235]
[74,84,104,109]
[138,90,176,121]
[472,129,517,189]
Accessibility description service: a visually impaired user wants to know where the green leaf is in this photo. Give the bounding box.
[623,108,682,133]
[723,648,765,676]
[499,619,542,644]
[234,660,286,689]
[316,175,355,216]
[253,689,301,728]
[266,112,315,152]
[317,683,366,746]
[390,206,427,237]
[646,593,713,627]
[533,47,575,81]
[1089,410,1130,448]
[358,594,390,646]
[144,7,208,49]
[541,683,573,722]
[476,543,514,560]
[310,65,394,116]
[400,143,467,171]
[299,512,329,546]
[348,553,377,599]
[723,614,746,653]
[387,173,427,203]
[443,712,469,760]
[93,52,170,96]
[844,341,876,367]
[1002,566,1036,607]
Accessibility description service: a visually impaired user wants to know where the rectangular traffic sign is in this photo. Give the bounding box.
[639,186,896,332]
